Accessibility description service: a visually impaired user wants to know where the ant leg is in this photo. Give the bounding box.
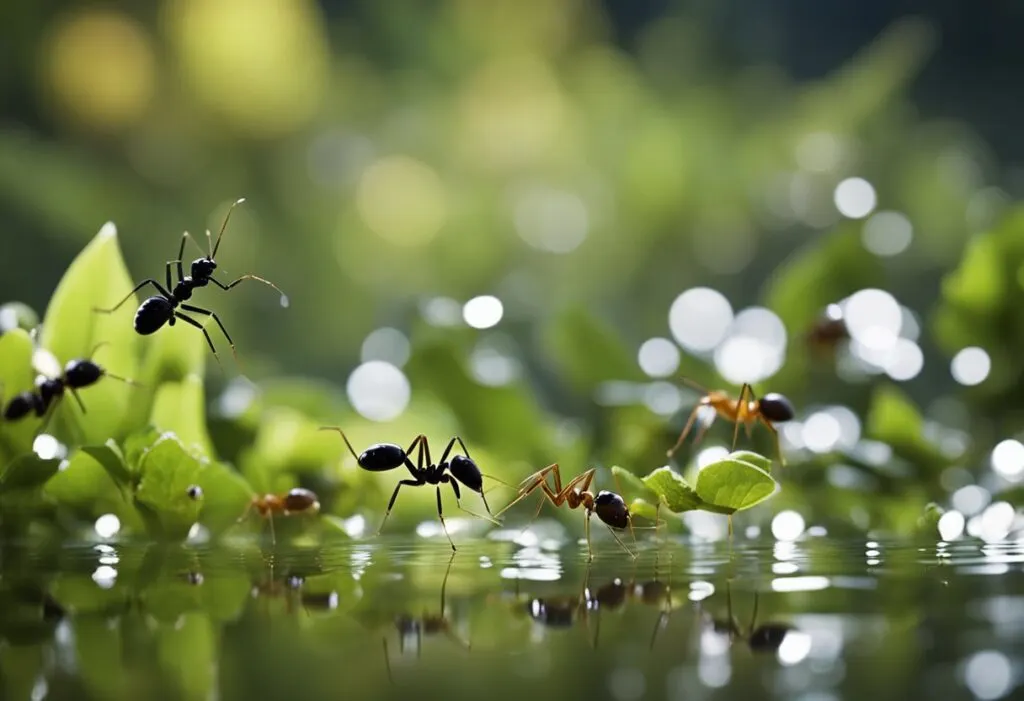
[172,312,223,369]
[382,638,394,685]
[758,415,785,468]
[377,479,422,537]
[732,384,752,451]
[437,437,457,465]
[666,404,704,459]
[606,523,637,559]
[492,465,557,518]
[267,513,276,547]
[436,486,456,552]
[419,435,433,469]
[179,304,238,361]
[68,389,87,414]
[93,279,170,314]
[450,479,501,526]
[585,512,593,562]
[210,275,289,307]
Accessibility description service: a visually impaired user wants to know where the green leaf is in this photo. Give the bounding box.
[0,328,40,461]
[865,383,950,473]
[123,425,163,473]
[628,498,661,523]
[0,301,39,335]
[44,449,140,528]
[695,457,780,513]
[149,376,215,459]
[610,465,652,497]
[38,222,142,445]
[727,450,773,475]
[917,502,945,534]
[81,441,131,487]
[0,454,61,492]
[155,615,216,701]
[642,466,709,513]
[540,305,645,391]
[194,461,254,537]
[133,435,204,540]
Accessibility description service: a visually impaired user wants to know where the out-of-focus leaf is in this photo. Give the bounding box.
[0,645,45,701]
[695,456,779,513]
[917,502,945,534]
[992,487,1024,509]
[540,305,644,392]
[194,461,254,537]
[81,441,131,487]
[149,376,215,459]
[156,614,216,701]
[0,454,61,492]
[865,384,950,473]
[133,435,204,540]
[0,301,39,334]
[74,616,130,700]
[43,449,140,529]
[50,574,130,616]
[0,328,39,461]
[38,222,142,444]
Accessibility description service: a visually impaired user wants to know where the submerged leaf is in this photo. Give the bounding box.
[38,222,142,444]
[695,457,779,513]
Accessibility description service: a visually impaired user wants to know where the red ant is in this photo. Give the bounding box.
[666,378,795,466]
[238,487,321,545]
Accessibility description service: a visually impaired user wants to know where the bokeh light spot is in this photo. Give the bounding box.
[668,288,734,354]
[637,338,681,378]
[885,338,924,381]
[346,361,410,422]
[356,156,447,246]
[361,327,411,368]
[512,184,588,253]
[952,347,991,386]
[963,650,1013,700]
[834,177,877,219]
[771,511,805,541]
[992,440,1024,481]
[938,510,965,541]
[862,211,913,256]
[463,295,504,329]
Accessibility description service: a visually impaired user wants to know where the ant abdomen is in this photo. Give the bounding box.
[135,297,174,335]
[283,488,320,513]
[638,581,668,605]
[593,491,630,529]
[595,579,628,609]
[748,624,792,651]
[448,455,483,492]
[4,392,39,420]
[359,443,408,471]
[757,393,795,423]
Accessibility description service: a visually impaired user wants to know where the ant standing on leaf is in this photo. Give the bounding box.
[238,487,321,546]
[666,377,795,467]
[318,427,501,552]
[92,198,289,368]
[494,463,659,560]
[1,342,139,436]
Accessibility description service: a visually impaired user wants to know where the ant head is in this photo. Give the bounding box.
[449,454,484,493]
[595,578,628,609]
[63,359,104,389]
[757,393,795,423]
[36,377,63,403]
[594,491,630,529]
[191,257,217,279]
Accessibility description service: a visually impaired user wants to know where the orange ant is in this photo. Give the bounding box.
[666,378,795,467]
[238,487,321,545]
[494,464,657,560]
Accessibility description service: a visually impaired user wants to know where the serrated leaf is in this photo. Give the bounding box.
[80,442,131,487]
[38,222,142,445]
[0,454,61,492]
[695,458,779,512]
[642,466,707,513]
[149,376,214,459]
[133,435,204,540]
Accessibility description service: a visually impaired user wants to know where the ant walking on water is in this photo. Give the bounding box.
[1,343,139,435]
[666,378,795,467]
[493,463,654,560]
[318,427,500,551]
[237,487,321,545]
[93,198,289,367]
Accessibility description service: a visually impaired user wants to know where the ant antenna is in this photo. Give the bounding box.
[211,197,246,259]
[319,426,360,462]
[86,341,111,359]
[103,371,142,387]
[677,376,710,394]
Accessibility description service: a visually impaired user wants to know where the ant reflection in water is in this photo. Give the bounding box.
[703,580,797,653]
[383,552,469,683]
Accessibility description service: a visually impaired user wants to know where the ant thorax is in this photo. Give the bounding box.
[255,494,282,516]
[577,490,595,511]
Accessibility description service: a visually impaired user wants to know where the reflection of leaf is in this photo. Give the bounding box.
[642,467,708,513]
[695,456,779,513]
[156,615,215,701]
[134,435,204,540]
[39,222,142,445]
[74,616,129,700]
[0,454,61,492]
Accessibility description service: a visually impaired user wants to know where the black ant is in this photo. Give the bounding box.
[238,487,321,545]
[587,556,676,650]
[493,463,648,560]
[318,427,499,551]
[382,552,468,683]
[666,378,795,466]
[702,580,797,653]
[92,198,288,366]
[1,344,138,435]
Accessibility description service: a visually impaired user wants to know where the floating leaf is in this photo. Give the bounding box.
[0,454,61,492]
[149,376,214,459]
[641,466,709,513]
[38,222,142,445]
[133,435,204,540]
[695,457,779,513]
